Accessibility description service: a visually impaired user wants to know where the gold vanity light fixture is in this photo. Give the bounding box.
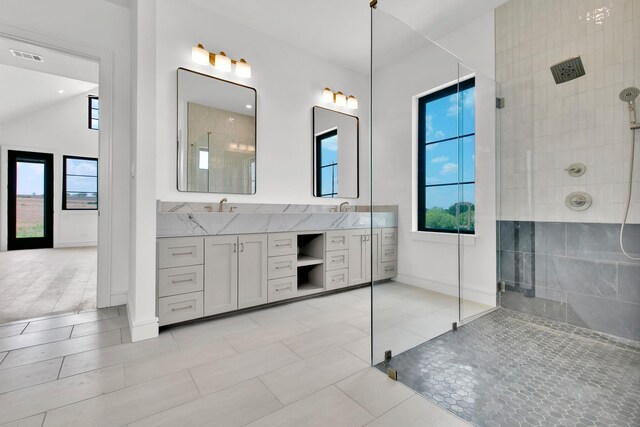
[322,87,358,109]
[191,44,252,78]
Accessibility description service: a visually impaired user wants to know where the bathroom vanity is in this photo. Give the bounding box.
[156,204,397,326]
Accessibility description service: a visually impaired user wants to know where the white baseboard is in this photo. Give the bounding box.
[394,273,496,307]
[110,292,127,306]
[55,241,98,248]
[127,304,158,342]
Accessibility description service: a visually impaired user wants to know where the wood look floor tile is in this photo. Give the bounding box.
[0,327,72,353]
[43,371,199,427]
[0,364,124,425]
[0,358,63,394]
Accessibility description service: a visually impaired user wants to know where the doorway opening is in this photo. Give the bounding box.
[0,36,105,323]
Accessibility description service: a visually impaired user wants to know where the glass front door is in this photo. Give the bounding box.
[8,150,54,250]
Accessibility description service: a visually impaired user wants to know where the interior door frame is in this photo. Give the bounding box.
[7,150,54,250]
[0,26,115,308]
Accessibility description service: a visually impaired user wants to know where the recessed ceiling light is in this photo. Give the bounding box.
[246,104,252,109]
[58,89,64,94]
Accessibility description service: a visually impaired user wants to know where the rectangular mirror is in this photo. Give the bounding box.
[177,68,257,194]
[312,106,359,198]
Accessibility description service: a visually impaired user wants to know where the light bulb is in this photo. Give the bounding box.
[347,95,358,109]
[235,58,252,78]
[322,88,334,103]
[335,91,347,106]
[213,51,231,72]
[191,44,209,65]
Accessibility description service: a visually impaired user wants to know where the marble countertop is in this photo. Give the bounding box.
[157,211,397,238]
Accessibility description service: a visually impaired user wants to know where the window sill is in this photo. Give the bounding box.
[410,231,477,246]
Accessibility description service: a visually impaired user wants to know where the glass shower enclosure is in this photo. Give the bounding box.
[369,5,499,366]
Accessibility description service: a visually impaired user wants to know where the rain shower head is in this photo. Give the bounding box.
[619,87,639,103]
[550,56,585,84]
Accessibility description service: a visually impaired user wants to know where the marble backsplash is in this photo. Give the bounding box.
[157,201,398,238]
[158,201,397,214]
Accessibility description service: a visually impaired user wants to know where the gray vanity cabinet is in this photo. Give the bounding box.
[204,234,268,315]
[204,235,238,316]
[237,234,268,309]
[348,230,376,286]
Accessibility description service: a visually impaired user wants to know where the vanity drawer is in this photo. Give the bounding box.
[158,265,203,297]
[157,237,203,269]
[158,291,203,326]
[381,261,397,279]
[268,233,297,257]
[381,246,397,263]
[326,231,348,251]
[268,254,297,279]
[268,277,297,302]
[326,268,349,291]
[326,250,349,271]
[381,228,398,246]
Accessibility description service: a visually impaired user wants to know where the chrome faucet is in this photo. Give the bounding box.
[218,198,228,212]
[339,202,349,212]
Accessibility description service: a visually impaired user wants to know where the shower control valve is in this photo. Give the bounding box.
[564,163,586,177]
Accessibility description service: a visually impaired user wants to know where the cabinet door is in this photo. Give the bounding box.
[204,235,238,316]
[238,234,268,309]
[348,230,366,286]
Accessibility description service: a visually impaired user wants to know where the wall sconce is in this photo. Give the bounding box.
[191,44,252,78]
[322,87,358,109]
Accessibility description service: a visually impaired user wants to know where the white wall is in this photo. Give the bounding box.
[496,0,640,223]
[0,0,132,306]
[372,11,497,307]
[0,92,99,249]
[155,0,370,206]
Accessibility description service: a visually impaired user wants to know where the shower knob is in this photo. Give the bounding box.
[565,192,592,211]
[564,163,586,177]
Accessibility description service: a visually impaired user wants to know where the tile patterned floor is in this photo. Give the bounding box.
[377,308,640,427]
[0,284,471,427]
[0,248,97,323]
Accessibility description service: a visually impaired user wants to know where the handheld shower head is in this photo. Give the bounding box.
[619,87,640,103]
[620,87,640,126]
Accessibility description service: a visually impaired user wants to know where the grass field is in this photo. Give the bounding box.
[16,195,45,238]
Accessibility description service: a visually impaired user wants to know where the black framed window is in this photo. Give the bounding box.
[417,78,475,234]
[63,156,98,210]
[88,95,99,130]
[315,129,338,198]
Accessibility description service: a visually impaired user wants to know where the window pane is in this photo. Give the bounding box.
[199,150,209,170]
[319,164,337,197]
[91,109,99,120]
[66,192,97,209]
[67,158,97,176]
[459,183,475,233]
[67,175,97,193]
[460,136,475,182]
[91,119,99,130]
[320,134,338,166]
[460,85,475,135]
[424,93,457,143]
[16,162,45,238]
[91,98,99,109]
[424,185,458,231]
[425,140,458,185]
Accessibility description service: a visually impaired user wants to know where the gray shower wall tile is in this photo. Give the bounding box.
[499,221,534,253]
[499,251,544,286]
[567,293,640,341]
[546,256,618,299]
[566,222,640,263]
[501,289,567,323]
[533,222,566,255]
[618,264,640,304]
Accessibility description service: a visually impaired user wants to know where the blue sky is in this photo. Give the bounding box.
[319,133,338,197]
[423,86,475,209]
[16,159,97,196]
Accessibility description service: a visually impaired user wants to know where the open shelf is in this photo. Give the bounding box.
[297,282,324,297]
[297,255,323,267]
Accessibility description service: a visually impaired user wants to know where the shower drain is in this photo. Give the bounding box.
[565,191,592,211]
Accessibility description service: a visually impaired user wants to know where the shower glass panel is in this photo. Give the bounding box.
[370,6,498,368]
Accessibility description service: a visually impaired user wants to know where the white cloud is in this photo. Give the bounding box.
[431,155,449,163]
[440,162,458,174]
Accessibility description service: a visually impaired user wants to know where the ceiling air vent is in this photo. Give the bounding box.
[9,49,44,62]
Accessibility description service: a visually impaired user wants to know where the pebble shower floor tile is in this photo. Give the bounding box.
[377,309,640,427]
